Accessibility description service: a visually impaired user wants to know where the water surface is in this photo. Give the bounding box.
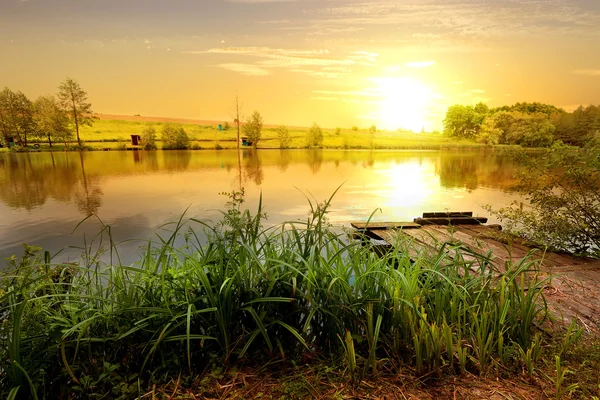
[0,149,520,265]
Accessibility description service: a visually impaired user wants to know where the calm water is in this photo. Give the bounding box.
[0,149,521,265]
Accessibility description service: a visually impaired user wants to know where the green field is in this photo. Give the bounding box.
[72,118,480,150]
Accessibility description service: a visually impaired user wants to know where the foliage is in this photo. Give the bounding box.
[57,78,95,148]
[33,95,71,147]
[486,141,600,256]
[0,191,559,398]
[306,122,324,147]
[242,111,263,148]
[140,126,157,150]
[275,124,290,149]
[552,105,600,146]
[477,111,555,147]
[490,102,564,117]
[0,87,36,147]
[443,103,488,139]
[161,124,189,150]
[369,125,377,133]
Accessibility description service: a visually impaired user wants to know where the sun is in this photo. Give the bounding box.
[371,77,434,132]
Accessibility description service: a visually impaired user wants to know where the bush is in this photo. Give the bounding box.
[306,122,323,147]
[161,124,189,150]
[276,125,290,149]
[141,126,157,150]
[486,140,600,256]
[242,111,263,148]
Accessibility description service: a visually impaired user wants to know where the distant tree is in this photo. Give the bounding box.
[0,87,37,147]
[306,122,323,147]
[443,104,487,139]
[242,111,263,148]
[57,77,94,147]
[490,102,564,117]
[369,125,377,133]
[231,96,243,150]
[276,125,290,149]
[33,95,71,147]
[335,127,341,135]
[141,126,157,150]
[223,121,230,131]
[161,124,189,149]
[351,126,358,131]
[477,111,555,147]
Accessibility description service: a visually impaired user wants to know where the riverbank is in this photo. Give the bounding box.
[1,196,599,399]
[4,115,489,152]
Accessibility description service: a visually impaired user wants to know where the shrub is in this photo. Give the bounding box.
[242,111,263,148]
[276,125,290,149]
[161,124,189,150]
[486,140,600,256]
[306,122,323,147]
[141,126,157,150]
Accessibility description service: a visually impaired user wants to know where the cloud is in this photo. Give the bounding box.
[573,69,600,76]
[405,61,435,68]
[217,63,270,76]
[471,89,486,93]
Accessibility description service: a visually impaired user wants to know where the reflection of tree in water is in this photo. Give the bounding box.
[277,150,291,172]
[306,149,323,174]
[437,153,516,191]
[0,153,81,210]
[362,151,375,168]
[143,150,160,172]
[243,149,263,186]
[74,152,103,216]
[163,150,192,172]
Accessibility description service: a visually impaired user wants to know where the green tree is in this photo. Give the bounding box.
[243,111,263,148]
[57,77,94,147]
[306,122,324,147]
[141,126,157,150]
[161,124,189,150]
[443,104,486,139]
[486,141,600,257]
[0,87,36,147]
[276,125,290,149]
[33,95,71,147]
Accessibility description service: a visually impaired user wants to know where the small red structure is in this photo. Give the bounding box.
[131,135,141,146]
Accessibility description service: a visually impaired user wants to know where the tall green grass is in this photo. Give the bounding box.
[1,191,552,398]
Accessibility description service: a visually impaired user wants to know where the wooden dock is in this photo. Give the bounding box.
[352,212,600,332]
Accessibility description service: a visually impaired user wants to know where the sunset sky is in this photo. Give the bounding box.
[1,0,599,131]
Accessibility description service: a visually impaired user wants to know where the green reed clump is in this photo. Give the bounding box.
[0,191,555,398]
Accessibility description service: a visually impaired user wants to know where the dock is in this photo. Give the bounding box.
[352,212,600,332]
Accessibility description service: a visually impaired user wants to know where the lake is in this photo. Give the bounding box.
[0,149,521,266]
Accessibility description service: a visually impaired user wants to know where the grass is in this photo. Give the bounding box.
[0,191,597,399]
[71,118,479,150]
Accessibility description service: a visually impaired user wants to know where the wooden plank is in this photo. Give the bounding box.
[414,217,488,225]
[422,211,473,218]
[351,222,421,230]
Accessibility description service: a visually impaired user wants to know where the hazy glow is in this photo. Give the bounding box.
[372,77,436,132]
[380,162,432,207]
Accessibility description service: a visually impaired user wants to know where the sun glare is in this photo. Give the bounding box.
[371,77,435,132]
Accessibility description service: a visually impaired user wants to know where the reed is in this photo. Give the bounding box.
[0,191,559,398]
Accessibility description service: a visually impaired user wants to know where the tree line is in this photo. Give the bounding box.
[0,78,94,148]
[443,102,600,147]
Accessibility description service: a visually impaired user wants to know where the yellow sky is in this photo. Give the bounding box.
[1,0,599,131]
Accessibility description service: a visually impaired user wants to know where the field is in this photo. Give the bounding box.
[70,114,479,150]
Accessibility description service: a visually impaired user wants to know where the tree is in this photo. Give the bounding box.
[242,111,263,148]
[486,141,600,257]
[306,122,323,147]
[0,87,36,147]
[33,95,71,147]
[276,125,290,149]
[161,124,189,150]
[57,77,94,147]
[141,126,157,150]
[443,104,486,139]
[231,96,243,150]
